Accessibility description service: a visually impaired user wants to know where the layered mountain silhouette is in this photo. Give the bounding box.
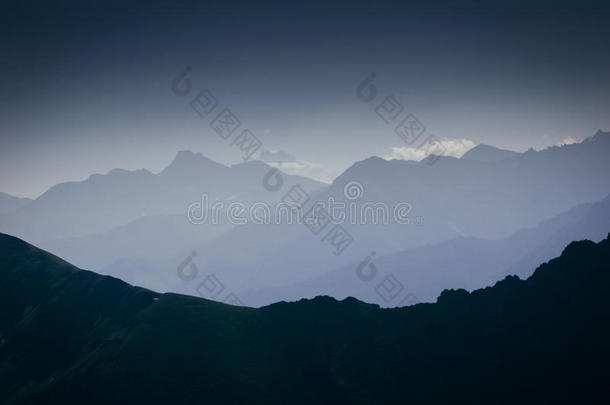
[460,143,521,163]
[324,130,610,248]
[0,192,31,216]
[0,151,324,242]
[1,131,609,300]
[0,233,609,404]
[242,194,610,306]
[163,131,610,295]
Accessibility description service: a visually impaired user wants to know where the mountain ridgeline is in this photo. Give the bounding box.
[0,232,609,404]
[242,194,610,306]
[1,131,609,299]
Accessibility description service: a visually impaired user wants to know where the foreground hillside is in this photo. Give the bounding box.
[0,233,609,404]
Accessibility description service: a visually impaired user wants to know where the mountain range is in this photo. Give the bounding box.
[0,151,324,243]
[0,130,609,303]
[242,194,610,306]
[0,232,608,403]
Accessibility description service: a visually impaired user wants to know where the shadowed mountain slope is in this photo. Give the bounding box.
[1,233,609,403]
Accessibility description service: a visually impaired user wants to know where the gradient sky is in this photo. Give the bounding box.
[1,0,609,198]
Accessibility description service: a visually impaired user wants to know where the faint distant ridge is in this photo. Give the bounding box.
[461,129,609,162]
[159,150,227,177]
[327,129,610,245]
[582,129,610,144]
[242,192,610,306]
[0,192,32,216]
[0,232,609,403]
[0,150,325,242]
[460,144,521,163]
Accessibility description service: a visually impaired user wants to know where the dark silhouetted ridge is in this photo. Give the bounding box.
[0,232,609,404]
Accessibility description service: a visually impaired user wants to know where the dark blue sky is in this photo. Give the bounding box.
[1,0,609,197]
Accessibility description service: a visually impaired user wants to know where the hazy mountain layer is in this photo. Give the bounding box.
[0,192,31,216]
[175,131,610,294]
[1,233,609,404]
[2,132,609,300]
[242,194,610,306]
[0,151,324,242]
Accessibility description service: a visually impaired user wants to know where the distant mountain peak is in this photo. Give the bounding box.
[172,150,216,164]
[335,155,394,180]
[460,144,521,163]
[582,129,610,144]
[161,150,226,175]
[363,156,387,164]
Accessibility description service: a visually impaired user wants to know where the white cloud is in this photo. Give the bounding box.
[540,135,580,150]
[556,136,577,146]
[383,138,476,162]
[259,149,335,183]
[259,149,298,163]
